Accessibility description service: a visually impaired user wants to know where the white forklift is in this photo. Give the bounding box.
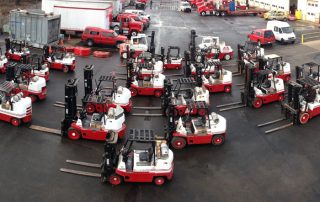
[198,36,234,60]
[61,79,127,141]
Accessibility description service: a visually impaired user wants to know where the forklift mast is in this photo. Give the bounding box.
[194,63,203,87]
[258,58,267,71]
[61,78,79,136]
[43,45,50,59]
[5,38,10,52]
[126,61,134,88]
[149,31,155,56]
[283,81,302,125]
[101,137,117,181]
[184,50,191,77]
[162,79,173,114]
[165,104,176,142]
[190,30,197,63]
[83,65,94,96]
[241,63,255,106]
[6,63,16,82]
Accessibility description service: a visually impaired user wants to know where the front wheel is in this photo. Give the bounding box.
[212,134,225,146]
[130,88,138,96]
[201,11,206,16]
[109,174,122,185]
[299,113,309,124]
[252,98,263,108]
[87,39,93,47]
[171,137,186,150]
[67,128,81,140]
[221,11,226,17]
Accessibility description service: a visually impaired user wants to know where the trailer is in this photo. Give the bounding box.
[50,1,113,32]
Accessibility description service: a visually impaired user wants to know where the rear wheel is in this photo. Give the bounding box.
[201,11,206,16]
[212,134,225,146]
[11,118,21,127]
[87,39,94,47]
[153,177,165,186]
[221,11,226,17]
[109,174,122,185]
[67,128,81,140]
[299,113,309,124]
[171,137,186,150]
[215,12,220,16]
[252,98,263,108]
[283,17,287,21]
[130,88,138,96]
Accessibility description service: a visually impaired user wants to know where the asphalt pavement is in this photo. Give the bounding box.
[0,4,320,202]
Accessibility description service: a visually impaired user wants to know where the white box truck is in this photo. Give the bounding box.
[267,21,296,44]
[42,0,121,32]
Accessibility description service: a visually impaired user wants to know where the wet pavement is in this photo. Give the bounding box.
[0,4,320,202]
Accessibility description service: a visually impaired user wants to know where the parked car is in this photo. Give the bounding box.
[267,21,296,44]
[82,27,127,47]
[264,11,288,21]
[180,1,192,12]
[248,29,275,46]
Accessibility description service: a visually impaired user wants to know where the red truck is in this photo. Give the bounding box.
[82,27,127,47]
[111,14,144,36]
[197,1,216,16]
[121,13,150,30]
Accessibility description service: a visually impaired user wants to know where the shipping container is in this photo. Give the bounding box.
[9,9,61,48]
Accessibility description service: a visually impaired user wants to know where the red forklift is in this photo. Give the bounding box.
[5,39,30,62]
[258,65,320,134]
[163,46,183,70]
[60,128,174,186]
[43,45,76,73]
[29,54,50,81]
[126,61,166,97]
[161,78,209,116]
[216,63,285,111]
[101,129,174,186]
[82,65,132,114]
[61,79,126,141]
[166,103,226,150]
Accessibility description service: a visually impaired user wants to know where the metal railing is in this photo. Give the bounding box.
[301,32,320,43]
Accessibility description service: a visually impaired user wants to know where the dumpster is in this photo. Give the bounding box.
[9,9,61,48]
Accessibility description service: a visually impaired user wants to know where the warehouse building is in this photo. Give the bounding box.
[248,0,319,22]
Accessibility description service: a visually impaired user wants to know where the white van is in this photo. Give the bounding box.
[124,9,151,20]
[266,20,296,44]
